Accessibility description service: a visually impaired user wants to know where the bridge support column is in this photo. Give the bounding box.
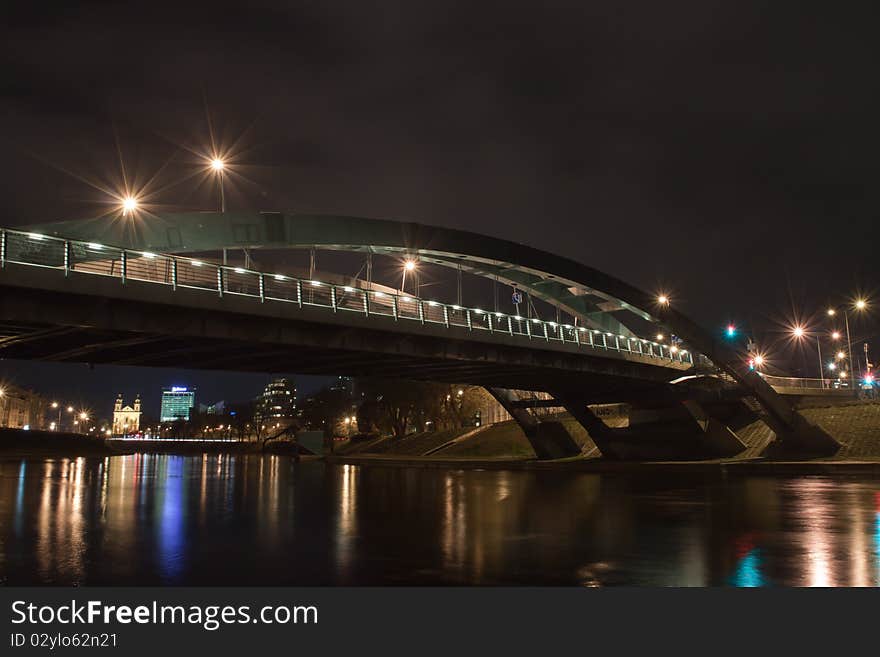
[737,372,840,457]
[554,390,747,460]
[486,387,580,460]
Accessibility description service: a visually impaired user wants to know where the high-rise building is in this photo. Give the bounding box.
[160,387,195,422]
[112,394,142,435]
[254,378,297,428]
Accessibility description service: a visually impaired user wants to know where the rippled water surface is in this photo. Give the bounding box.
[1,455,878,586]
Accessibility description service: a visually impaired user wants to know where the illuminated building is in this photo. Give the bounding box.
[160,386,195,422]
[0,384,46,429]
[112,394,141,436]
[255,378,297,428]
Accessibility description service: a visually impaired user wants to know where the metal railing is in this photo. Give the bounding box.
[0,227,694,367]
[759,373,851,391]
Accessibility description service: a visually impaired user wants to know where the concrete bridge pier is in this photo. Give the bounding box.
[552,390,746,460]
[486,388,581,459]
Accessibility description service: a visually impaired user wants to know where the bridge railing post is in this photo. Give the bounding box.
[296,280,303,308]
[542,322,549,341]
[466,309,472,331]
[63,240,71,277]
[0,229,6,269]
[331,285,337,312]
[259,274,265,302]
[171,258,178,290]
[363,289,370,316]
[443,305,449,327]
[216,265,223,298]
[418,299,424,324]
[120,251,127,284]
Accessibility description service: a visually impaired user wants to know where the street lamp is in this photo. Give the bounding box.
[121,196,138,216]
[657,294,669,306]
[791,326,825,386]
[210,157,226,213]
[401,259,419,296]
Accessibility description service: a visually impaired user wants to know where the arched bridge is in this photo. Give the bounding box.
[0,213,839,459]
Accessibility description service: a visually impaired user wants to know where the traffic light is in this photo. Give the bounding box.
[725,324,737,338]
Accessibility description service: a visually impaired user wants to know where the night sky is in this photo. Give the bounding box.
[1,1,878,413]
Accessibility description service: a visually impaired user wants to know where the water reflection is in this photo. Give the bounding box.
[0,455,879,586]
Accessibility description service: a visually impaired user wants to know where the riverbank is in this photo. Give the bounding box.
[4,401,880,469]
[0,428,305,458]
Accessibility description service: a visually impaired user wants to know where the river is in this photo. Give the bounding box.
[1,455,878,586]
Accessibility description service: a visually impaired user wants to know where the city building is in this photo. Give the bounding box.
[0,384,47,430]
[254,378,297,429]
[112,394,141,436]
[160,386,196,422]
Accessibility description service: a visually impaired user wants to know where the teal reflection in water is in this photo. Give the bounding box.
[729,549,765,587]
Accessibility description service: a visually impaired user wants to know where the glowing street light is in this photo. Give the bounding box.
[657,295,669,306]
[656,333,664,342]
[837,351,846,360]
[855,299,867,310]
[831,331,841,340]
[122,196,138,215]
[209,156,227,214]
[401,259,419,295]
[791,326,825,386]
[754,355,765,367]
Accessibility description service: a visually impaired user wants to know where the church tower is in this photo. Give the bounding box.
[114,394,123,413]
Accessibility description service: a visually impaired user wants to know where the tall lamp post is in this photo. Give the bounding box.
[792,326,824,386]
[211,158,227,265]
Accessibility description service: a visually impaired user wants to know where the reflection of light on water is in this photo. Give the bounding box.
[14,461,26,537]
[794,480,835,587]
[846,486,870,587]
[730,549,765,587]
[441,472,466,572]
[158,456,185,582]
[334,465,358,577]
